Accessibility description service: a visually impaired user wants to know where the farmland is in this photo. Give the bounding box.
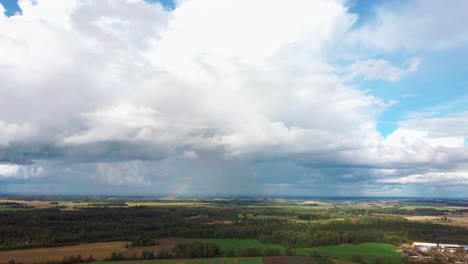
[1,196,468,263]
[0,241,128,263]
[296,243,401,264]
[187,239,285,254]
[94,256,340,264]
[95,257,264,264]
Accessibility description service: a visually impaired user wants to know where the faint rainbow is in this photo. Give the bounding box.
[166,176,192,199]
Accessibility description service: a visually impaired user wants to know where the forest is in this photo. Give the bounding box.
[1,204,467,251]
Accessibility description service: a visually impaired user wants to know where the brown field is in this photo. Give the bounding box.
[206,220,234,225]
[126,202,209,207]
[0,199,90,210]
[341,202,395,209]
[184,215,208,220]
[404,213,468,228]
[0,241,128,264]
[0,199,218,211]
[123,237,187,258]
[371,212,468,228]
[0,199,58,209]
[263,256,322,264]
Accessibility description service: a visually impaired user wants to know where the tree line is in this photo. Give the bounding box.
[1,206,468,251]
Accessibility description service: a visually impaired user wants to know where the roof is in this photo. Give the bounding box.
[413,242,437,247]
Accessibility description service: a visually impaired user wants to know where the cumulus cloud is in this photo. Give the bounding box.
[182,150,198,159]
[0,0,466,195]
[96,161,151,186]
[345,57,421,82]
[351,0,468,51]
[382,113,468,166]
[378,172,468,186]
[0,120,33,145]
[0,164,45,179]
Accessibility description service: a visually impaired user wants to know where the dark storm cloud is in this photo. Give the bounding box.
[0,140,169,164]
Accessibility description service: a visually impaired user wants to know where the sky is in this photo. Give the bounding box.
[0,0,467,197]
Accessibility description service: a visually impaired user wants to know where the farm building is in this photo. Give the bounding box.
[413,242,437,251]
[439,244,460,253]
[413,242,468,252]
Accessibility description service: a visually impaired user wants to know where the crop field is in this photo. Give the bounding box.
[399,205,468,211]
[263,256,337,264]
[124,237,188,258]
[0,241,128,264]
[0,199,91,210]
[1,197,467,264]
[405,213,468,228]
[332,260,359,264]
[126,202,210,207]
[296,243,402,264]
[95,257,263,264]
[187,239,285,254]
[95,256,339,264]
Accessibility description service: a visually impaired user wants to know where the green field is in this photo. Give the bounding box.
[0,207,33,211]
[296,243,401,264]
[332,260,360,264]
[95,257,263,264]
[187,239,285,254]
[399,205,459,211]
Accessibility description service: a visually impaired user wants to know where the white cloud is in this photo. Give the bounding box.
[0,120,33,145]
[351,0,468,51]
[378,172,468,185]
[0,164,19,176]
[37,0,388,161]
[63,104,170,144]
[384,113,468,152]
[182,150,198,159]
[0,164,45,179]
[345,57,421,82]
[0,0,466,195]
[96,161,151,186]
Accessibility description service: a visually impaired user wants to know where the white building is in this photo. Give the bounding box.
[413,242,437,252]
[439,244,460,253]
[413,242,468,253]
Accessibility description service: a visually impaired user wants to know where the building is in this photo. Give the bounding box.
[413,242,437,252]
[413,242,468,253]
[439,244,460,253]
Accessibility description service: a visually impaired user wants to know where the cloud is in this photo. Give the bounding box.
[398,112,468,139]
[0,0,465,196]
[345,57,421,82]
[62,104,175,144]
[96,161,151,186]
[351,0,468,51]
[378,172,468,186]
[182,150,198,159]
[0,120,33,145]
[0,164,45,179]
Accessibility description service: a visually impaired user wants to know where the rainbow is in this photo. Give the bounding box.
[166,176,192,199]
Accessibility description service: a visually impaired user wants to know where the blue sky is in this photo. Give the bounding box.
[0,0,175,14]
[0,0,21,16]
[0,0,467,197]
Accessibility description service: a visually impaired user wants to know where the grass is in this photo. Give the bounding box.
[332,260,360,264]
[252,215,290,220]
[95,257,263,264]
[295,243,402,264]
[0,207,34,211]
[187,239,285,254]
